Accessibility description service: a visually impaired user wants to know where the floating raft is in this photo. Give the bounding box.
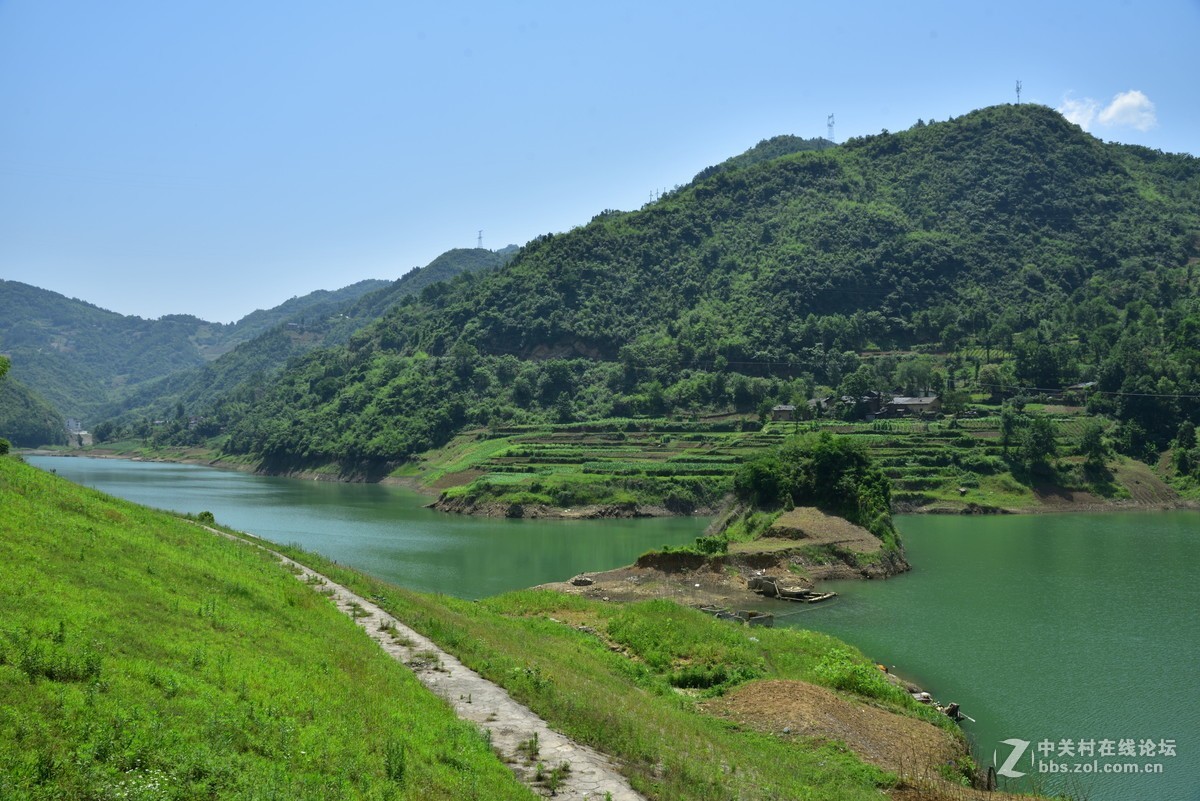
[746,575,837,603]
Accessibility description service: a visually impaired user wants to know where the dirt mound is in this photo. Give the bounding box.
[768,507,882,553]
[704,679,958,777]
[703,680,1022,800]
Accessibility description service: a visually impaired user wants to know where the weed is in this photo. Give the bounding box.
[406,650,443,672]
[384,738,407,784]
[546,761,571,794]
[516,731,540,762]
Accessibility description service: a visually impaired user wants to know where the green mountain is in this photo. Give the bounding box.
[138,105,1200,468]
[201,278,390,358]
[691,134,833,182]
[0,276,389,423]
[100,247,517,430]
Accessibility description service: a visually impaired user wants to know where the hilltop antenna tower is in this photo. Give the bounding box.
[827,113,835,143]
[477,229,483,249]
[1015,80,1022,105]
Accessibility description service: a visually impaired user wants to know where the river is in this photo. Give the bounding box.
[25,455,1200,800]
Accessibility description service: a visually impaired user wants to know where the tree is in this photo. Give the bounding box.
[1176,421,1197,451]
[735,433,895,544]
[976,362,1006,402]
[1077,420,1107,472]
[896,357,934,396]
[999,402,1022,454]
[1019,414,1058,474]
[0,355,13,454]
[92,420,117,444]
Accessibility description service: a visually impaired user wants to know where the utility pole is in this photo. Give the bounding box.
[1015,80,1022,105]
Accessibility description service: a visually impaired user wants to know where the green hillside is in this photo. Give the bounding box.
[204,278,390,358]
[0,277,388,423]
[0,453,532,799]
[162,105,1197,479]
[100,247,517,432]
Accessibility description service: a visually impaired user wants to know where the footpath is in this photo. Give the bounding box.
[203,525,644,801]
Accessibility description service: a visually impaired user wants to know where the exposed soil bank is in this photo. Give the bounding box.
[539,538,910,611]
[703,681,1022,800]
[430,494,718,519]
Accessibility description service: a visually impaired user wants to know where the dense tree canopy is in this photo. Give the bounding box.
[734,433,895,543]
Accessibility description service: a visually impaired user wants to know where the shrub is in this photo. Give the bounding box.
[813,648,904,703]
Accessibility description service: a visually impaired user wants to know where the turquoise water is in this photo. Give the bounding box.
[774,512,1200,801]
[27,456,1200,798]
[25,455,705,599]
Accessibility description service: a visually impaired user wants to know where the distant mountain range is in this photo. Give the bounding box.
[0,246,516,441]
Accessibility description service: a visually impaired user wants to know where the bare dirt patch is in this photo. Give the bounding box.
[429,469,484,491]
[704,679,959,777]
[1114,461,1179,505]
[769,507,883,553]
[703,680,1024,801]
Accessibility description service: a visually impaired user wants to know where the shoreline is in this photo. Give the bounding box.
[23,447,1199,518]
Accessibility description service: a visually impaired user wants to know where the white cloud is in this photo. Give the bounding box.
[1057,90,1157,133]
[1058,96,1099,130]
[1097,90,1157,131]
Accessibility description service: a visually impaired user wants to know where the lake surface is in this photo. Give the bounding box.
[26,456,1200,799]
[770,512,1200,801]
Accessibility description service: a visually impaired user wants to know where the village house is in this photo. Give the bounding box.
[881,395,942,417]
[771,404,797,422]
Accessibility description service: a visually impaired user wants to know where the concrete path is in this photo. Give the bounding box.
[208,526,645,800]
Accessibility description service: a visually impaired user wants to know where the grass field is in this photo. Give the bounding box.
[0,454,533,800]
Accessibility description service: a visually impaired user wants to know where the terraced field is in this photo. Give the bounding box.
[408,409,1126,514]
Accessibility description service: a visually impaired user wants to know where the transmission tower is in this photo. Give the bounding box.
[1015,80,1022,105]
[827,113,835,143]
[477,230,483,249]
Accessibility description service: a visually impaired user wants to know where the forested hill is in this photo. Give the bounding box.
[0,281,216,421]
[0,278,390,423]
[363,104,1197,365]
[691,133,833,182]
[147,104,1199,467]
[204,278,390,357]
[100,247,517,428]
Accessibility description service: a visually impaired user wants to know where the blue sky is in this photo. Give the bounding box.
[2,1,1197,323]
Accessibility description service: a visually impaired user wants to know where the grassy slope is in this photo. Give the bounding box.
[0,455,532,801]
[264,542,972,800]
